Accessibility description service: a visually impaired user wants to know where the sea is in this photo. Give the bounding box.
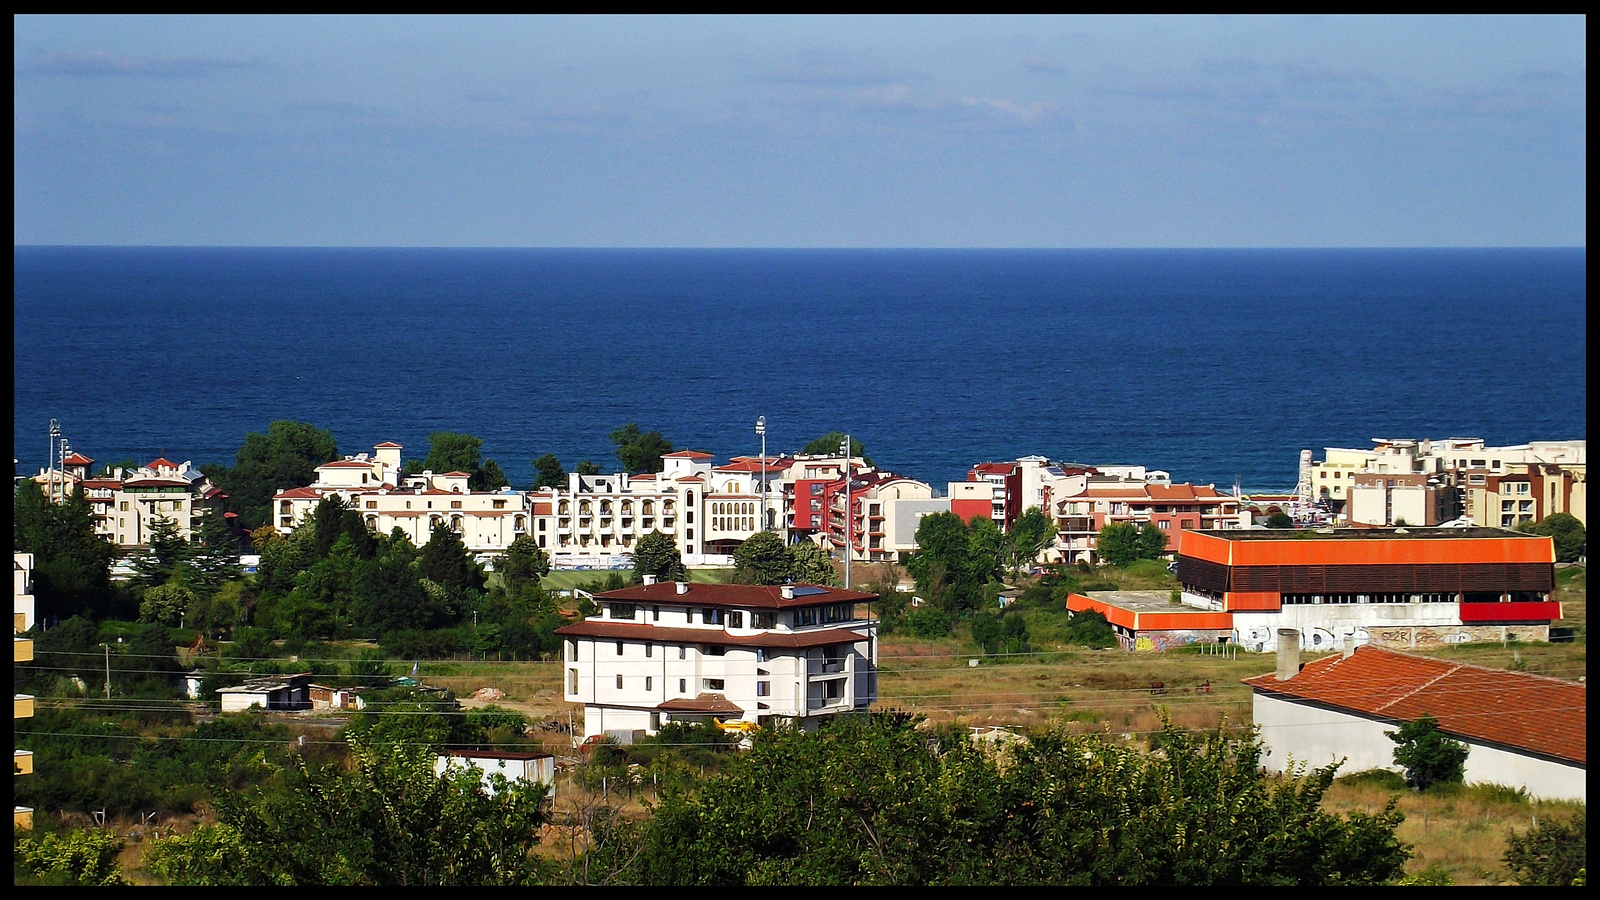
[12,247,1587,494]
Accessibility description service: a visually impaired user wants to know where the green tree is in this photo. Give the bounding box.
[13,480,115,620]
[906,605,951,639]
[610,424,674,474]
[476,459,510,492]
[907,512,985,613]
[498,534,552,596]
[403,431,508,492]
[130,515,193,587]
[634,530,687,583]
[1004,507,1057,579]
[1096,521,1140,567]
[1265,511,1295,529]
[1136,522,1168,560]
[14,829,127,886]
[420,524,487,598]
[575,460,602,476]
[592,714,1408,886]
[189,511,242,597]
[1517,512,1586,563]
[800,432,871,466]
[1063,609,1117,648]
[143,734,549,885]
[733,531,792,585]
[1503,810,1586,886]
[788,540,837,586]
[531,454,567,490]
[1389,714,1469,791]
[140,580,196,627]
[209,421,339,530]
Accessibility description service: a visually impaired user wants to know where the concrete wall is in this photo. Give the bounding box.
[1254,693,1584,802]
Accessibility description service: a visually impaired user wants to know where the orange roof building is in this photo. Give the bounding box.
[1174,527,1560,654]
[1246,644,1584,801]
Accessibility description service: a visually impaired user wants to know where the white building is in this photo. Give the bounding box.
[271,443,531,555]
[1247,641,1585,802]
[556,580,878,739]
[435,750,555,796]
[35,454,228,548]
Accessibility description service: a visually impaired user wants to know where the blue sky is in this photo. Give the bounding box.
[13,15,1586,247]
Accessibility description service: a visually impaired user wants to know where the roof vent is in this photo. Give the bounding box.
[643,575,658,585]
[675,581,689,595]
[780,585,794,599]
[1394,527,1409,534]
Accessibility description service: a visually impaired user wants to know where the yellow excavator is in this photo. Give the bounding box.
[714,718,760,734]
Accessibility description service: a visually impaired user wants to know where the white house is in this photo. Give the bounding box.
[1246,638,1585,802]
[556,580,878,740]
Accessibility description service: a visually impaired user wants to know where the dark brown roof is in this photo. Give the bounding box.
[1244,645,1585,764]
[657,693,744,714]
[596,581,876,609]
[554,619,870,649]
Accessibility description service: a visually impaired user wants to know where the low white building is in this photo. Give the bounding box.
[435,750,555,796]
[1246,640,1585,802]
[556,580,877,739]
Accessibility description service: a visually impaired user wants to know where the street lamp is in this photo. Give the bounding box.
[841,434,851,590]
[755,417,767,532]
[48,419,60,502]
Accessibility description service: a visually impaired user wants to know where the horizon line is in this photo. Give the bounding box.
[14,243,1589,251]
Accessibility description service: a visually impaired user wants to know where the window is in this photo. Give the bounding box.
[568,669,578,693]
[728,611,744,628]
[1157,520,1170,530]
[702,608,725,625]
[678,645,687,659]
[451,500,463,509]
[706,679,725,691]
[652,605,660,621]
[566,639,577,659]
[493,499,506,509]
[615,674,623,689]
[645,643,653,658]
[706,645,726,656]
[616,641,624,655]
[752,611,775,629]
[609,602,637,620]
[366,501,377,509]
[824,680,842,700]
[120,501,129,511]
[645,676,653,692]
[757,681,771,697]
[1516,483,1530,496]
[679,678,687,693]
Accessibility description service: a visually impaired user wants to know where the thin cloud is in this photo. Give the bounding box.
[1022,56,1067,75]
[20,51,261,78]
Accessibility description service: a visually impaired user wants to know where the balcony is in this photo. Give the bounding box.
[14,637,32,664]
[15,694,34,719]
[14,750,32,776]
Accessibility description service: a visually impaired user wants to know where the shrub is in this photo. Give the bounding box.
[1388,715,1468,791]
[1503,811,1586,886]
[1062,609,1116,649]
[906,606,952,639]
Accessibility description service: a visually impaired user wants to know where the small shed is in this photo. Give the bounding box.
[435,749,556,796]
[217,673,313,712]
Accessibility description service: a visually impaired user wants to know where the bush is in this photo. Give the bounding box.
[1388,715,1468,791]
[13,828,127,886]
[1063,609,1117,649]
[1503,811,1586,886]
[906,606,951,639]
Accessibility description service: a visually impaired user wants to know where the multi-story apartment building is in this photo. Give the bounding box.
[956,456,1068,532]
[37,455,229,548]
[272,443,531,555]
[556,580,878,738]
[824,472,941,563]
[1347,472,1458,527]
[1050,478,1245,565]
[15,553,36,830]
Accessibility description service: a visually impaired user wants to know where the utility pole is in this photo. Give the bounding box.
[48,419,60,502]
[103,643,111,700]
[841,434,852,590]
[755,416,768,531]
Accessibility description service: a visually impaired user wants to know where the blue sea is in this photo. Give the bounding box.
[12,248,1587,493]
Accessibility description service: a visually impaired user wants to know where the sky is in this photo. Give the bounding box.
[13,15,1587,248]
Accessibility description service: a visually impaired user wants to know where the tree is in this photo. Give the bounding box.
[1266,511,1295,529]
[531,454,567,490]
[800,432,871,466]
[140,580,196,627]
[13,479,115,620]
[634,530,686,583]
[404,431,508,492]
[907,512,985,613]
[575,460,602,476]
[210,421,338,530]
[1136,522,1168,561]
[788,540,837,586]
[1004,508,1057,579]
[420,523,487,598]
[143,734,549,885]
[130,515,193,587]
[1389,714,1468,791]
[592,714,1408,886]
[610,424,674,474]
[1063,609,1117,648]
[1096,521,1141,567]
[14,829,128,886]
[1518,512,1586,563]
[499,535,551,595]
[733,531,791,585]
[1503,810,1586,886]
[189,511,242,597]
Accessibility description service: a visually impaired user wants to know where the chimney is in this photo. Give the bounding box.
[780,585,794,599]
[675,581,689,595]
[1275,629,1301,681]
[1343,633,1357,659]
[643,575,657,585]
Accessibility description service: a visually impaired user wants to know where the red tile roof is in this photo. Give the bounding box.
[320,459,378,469]
[662,451,714,459]
[1244,645,1585,764]
[440,471,472,477]
[63,453,95,466]
[274,487,327,500]
[972,462,1016,475]
[373,442,404,448]
[147,457,179,469]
